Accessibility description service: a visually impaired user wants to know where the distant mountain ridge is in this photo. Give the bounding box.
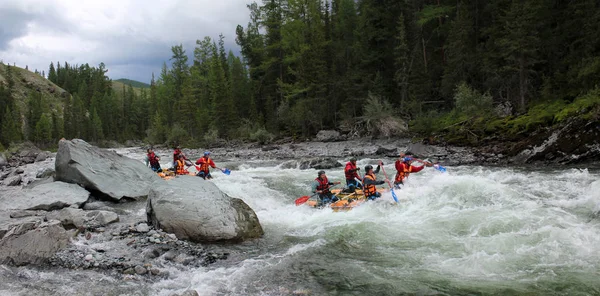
[113,78,150,88]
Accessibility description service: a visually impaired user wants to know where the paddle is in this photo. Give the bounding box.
[193,165,231,175]
[379,160,399,203]
[295,194,315,206]
[412,158,447,172]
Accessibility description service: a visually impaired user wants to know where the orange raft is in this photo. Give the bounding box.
[305,188,386,212]
[157,170,195,180]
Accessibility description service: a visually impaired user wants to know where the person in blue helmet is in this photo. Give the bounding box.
[195,151,218,179]
[394,152,431,189]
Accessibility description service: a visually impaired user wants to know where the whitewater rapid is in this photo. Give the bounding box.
[148,155,600,295]
[3,148,600,295]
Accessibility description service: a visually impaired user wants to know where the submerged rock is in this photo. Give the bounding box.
[146,176,263,243]
[55,139,163,201]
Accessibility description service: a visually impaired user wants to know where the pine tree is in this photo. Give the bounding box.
[34,113,52,145]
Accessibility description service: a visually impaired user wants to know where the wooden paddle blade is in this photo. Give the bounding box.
[295,195,311,206]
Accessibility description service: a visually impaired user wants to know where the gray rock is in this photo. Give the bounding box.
[14,168,24,174]
[123,268,135,275]
[35,151,50,162]
[171,290,199,296]
[299,157,343,170]
[0,170,10,180]
[55,139,163,201]
[46,208,119,229]
[375,146,397,156]
[134,265,147,275]
[162,250,178,261]
[9,210,41,218]
[23,176,55,189]
[36,167,55,179]
[0,154,6,168]
[0,220,70,266]
[3,175,21,186]
[146,176,263,243]
[20,181,90,211]
[316,130,340,142]
[135,223,150,233]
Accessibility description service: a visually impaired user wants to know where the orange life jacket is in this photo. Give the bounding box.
[395,162,412,183]
[176,159,187,175]
[364,173,377,195]
[198,157,212,173]
[315,176,331,194]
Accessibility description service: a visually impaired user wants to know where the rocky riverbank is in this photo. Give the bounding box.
[0,139,263,296]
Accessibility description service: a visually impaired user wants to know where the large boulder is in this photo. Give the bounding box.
[20,181,90,211]
[146,176,263,243]
[55,139,163,201]
[0,220,70,266]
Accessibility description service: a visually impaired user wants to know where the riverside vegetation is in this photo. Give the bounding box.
[0,1,599,163]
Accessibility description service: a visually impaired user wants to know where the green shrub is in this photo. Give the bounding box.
[554,88,600,123]
[166,123,189,147]
[360,93,408,137]
[250,127,274,144]
[454,82,493,115]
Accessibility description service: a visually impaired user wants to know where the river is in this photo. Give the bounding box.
[1,150,600,295]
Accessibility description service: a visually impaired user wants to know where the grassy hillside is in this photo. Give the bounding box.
[114,78,150,88]
[111,80,146,96]
[0,63,67,115]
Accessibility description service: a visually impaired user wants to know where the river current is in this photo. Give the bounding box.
[1,149,600,296]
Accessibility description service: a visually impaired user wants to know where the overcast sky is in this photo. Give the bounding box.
[0,0,252,83]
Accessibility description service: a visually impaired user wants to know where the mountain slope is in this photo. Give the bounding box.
[0,63,67,114]
[114,78,150,88]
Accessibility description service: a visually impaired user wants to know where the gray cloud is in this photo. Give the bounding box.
[0,0,252,83]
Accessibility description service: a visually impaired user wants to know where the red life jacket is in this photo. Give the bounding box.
[315,176,331,194]
[173,149,182,162]
[148,152,159,166]
[345,162,359,180]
